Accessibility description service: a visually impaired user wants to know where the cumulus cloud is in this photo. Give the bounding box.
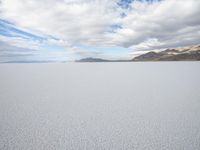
[0,0,119,45]
[115,0,200,50]
[0,40,76,62]
[0,0,200,60]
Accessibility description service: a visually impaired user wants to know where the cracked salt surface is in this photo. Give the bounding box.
[0,62,200,150]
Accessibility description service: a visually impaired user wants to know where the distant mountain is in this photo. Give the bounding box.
[2,60,54,63]
[77,57,131,62]
[76,57,110,62]
[2,60,69,63]
[133,45,200,61]
[76,45,200,62]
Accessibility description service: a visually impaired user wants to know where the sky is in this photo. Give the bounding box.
[0,0,200,62]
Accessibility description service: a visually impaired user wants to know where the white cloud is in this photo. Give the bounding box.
[0,0,119,46]
[0,0,200,57]
[114,0,200,50]
[0,35,42,50]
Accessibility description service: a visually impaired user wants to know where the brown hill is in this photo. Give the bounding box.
[133,45,200,61]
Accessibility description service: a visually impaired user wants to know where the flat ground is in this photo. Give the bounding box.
[0,62,200,150]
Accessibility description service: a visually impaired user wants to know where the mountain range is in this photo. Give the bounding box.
[133,45,200,61]
[77,45,200,62]
[76,57,130,62]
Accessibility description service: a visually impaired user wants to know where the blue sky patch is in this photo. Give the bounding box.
[0,19,46,42]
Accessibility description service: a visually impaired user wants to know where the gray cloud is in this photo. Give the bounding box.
[116,0,200,50]
[0,0,200,58]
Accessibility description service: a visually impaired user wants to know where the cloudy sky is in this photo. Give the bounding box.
[0,0,200,62]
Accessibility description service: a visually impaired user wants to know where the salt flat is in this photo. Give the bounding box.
[0,62,200,150]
